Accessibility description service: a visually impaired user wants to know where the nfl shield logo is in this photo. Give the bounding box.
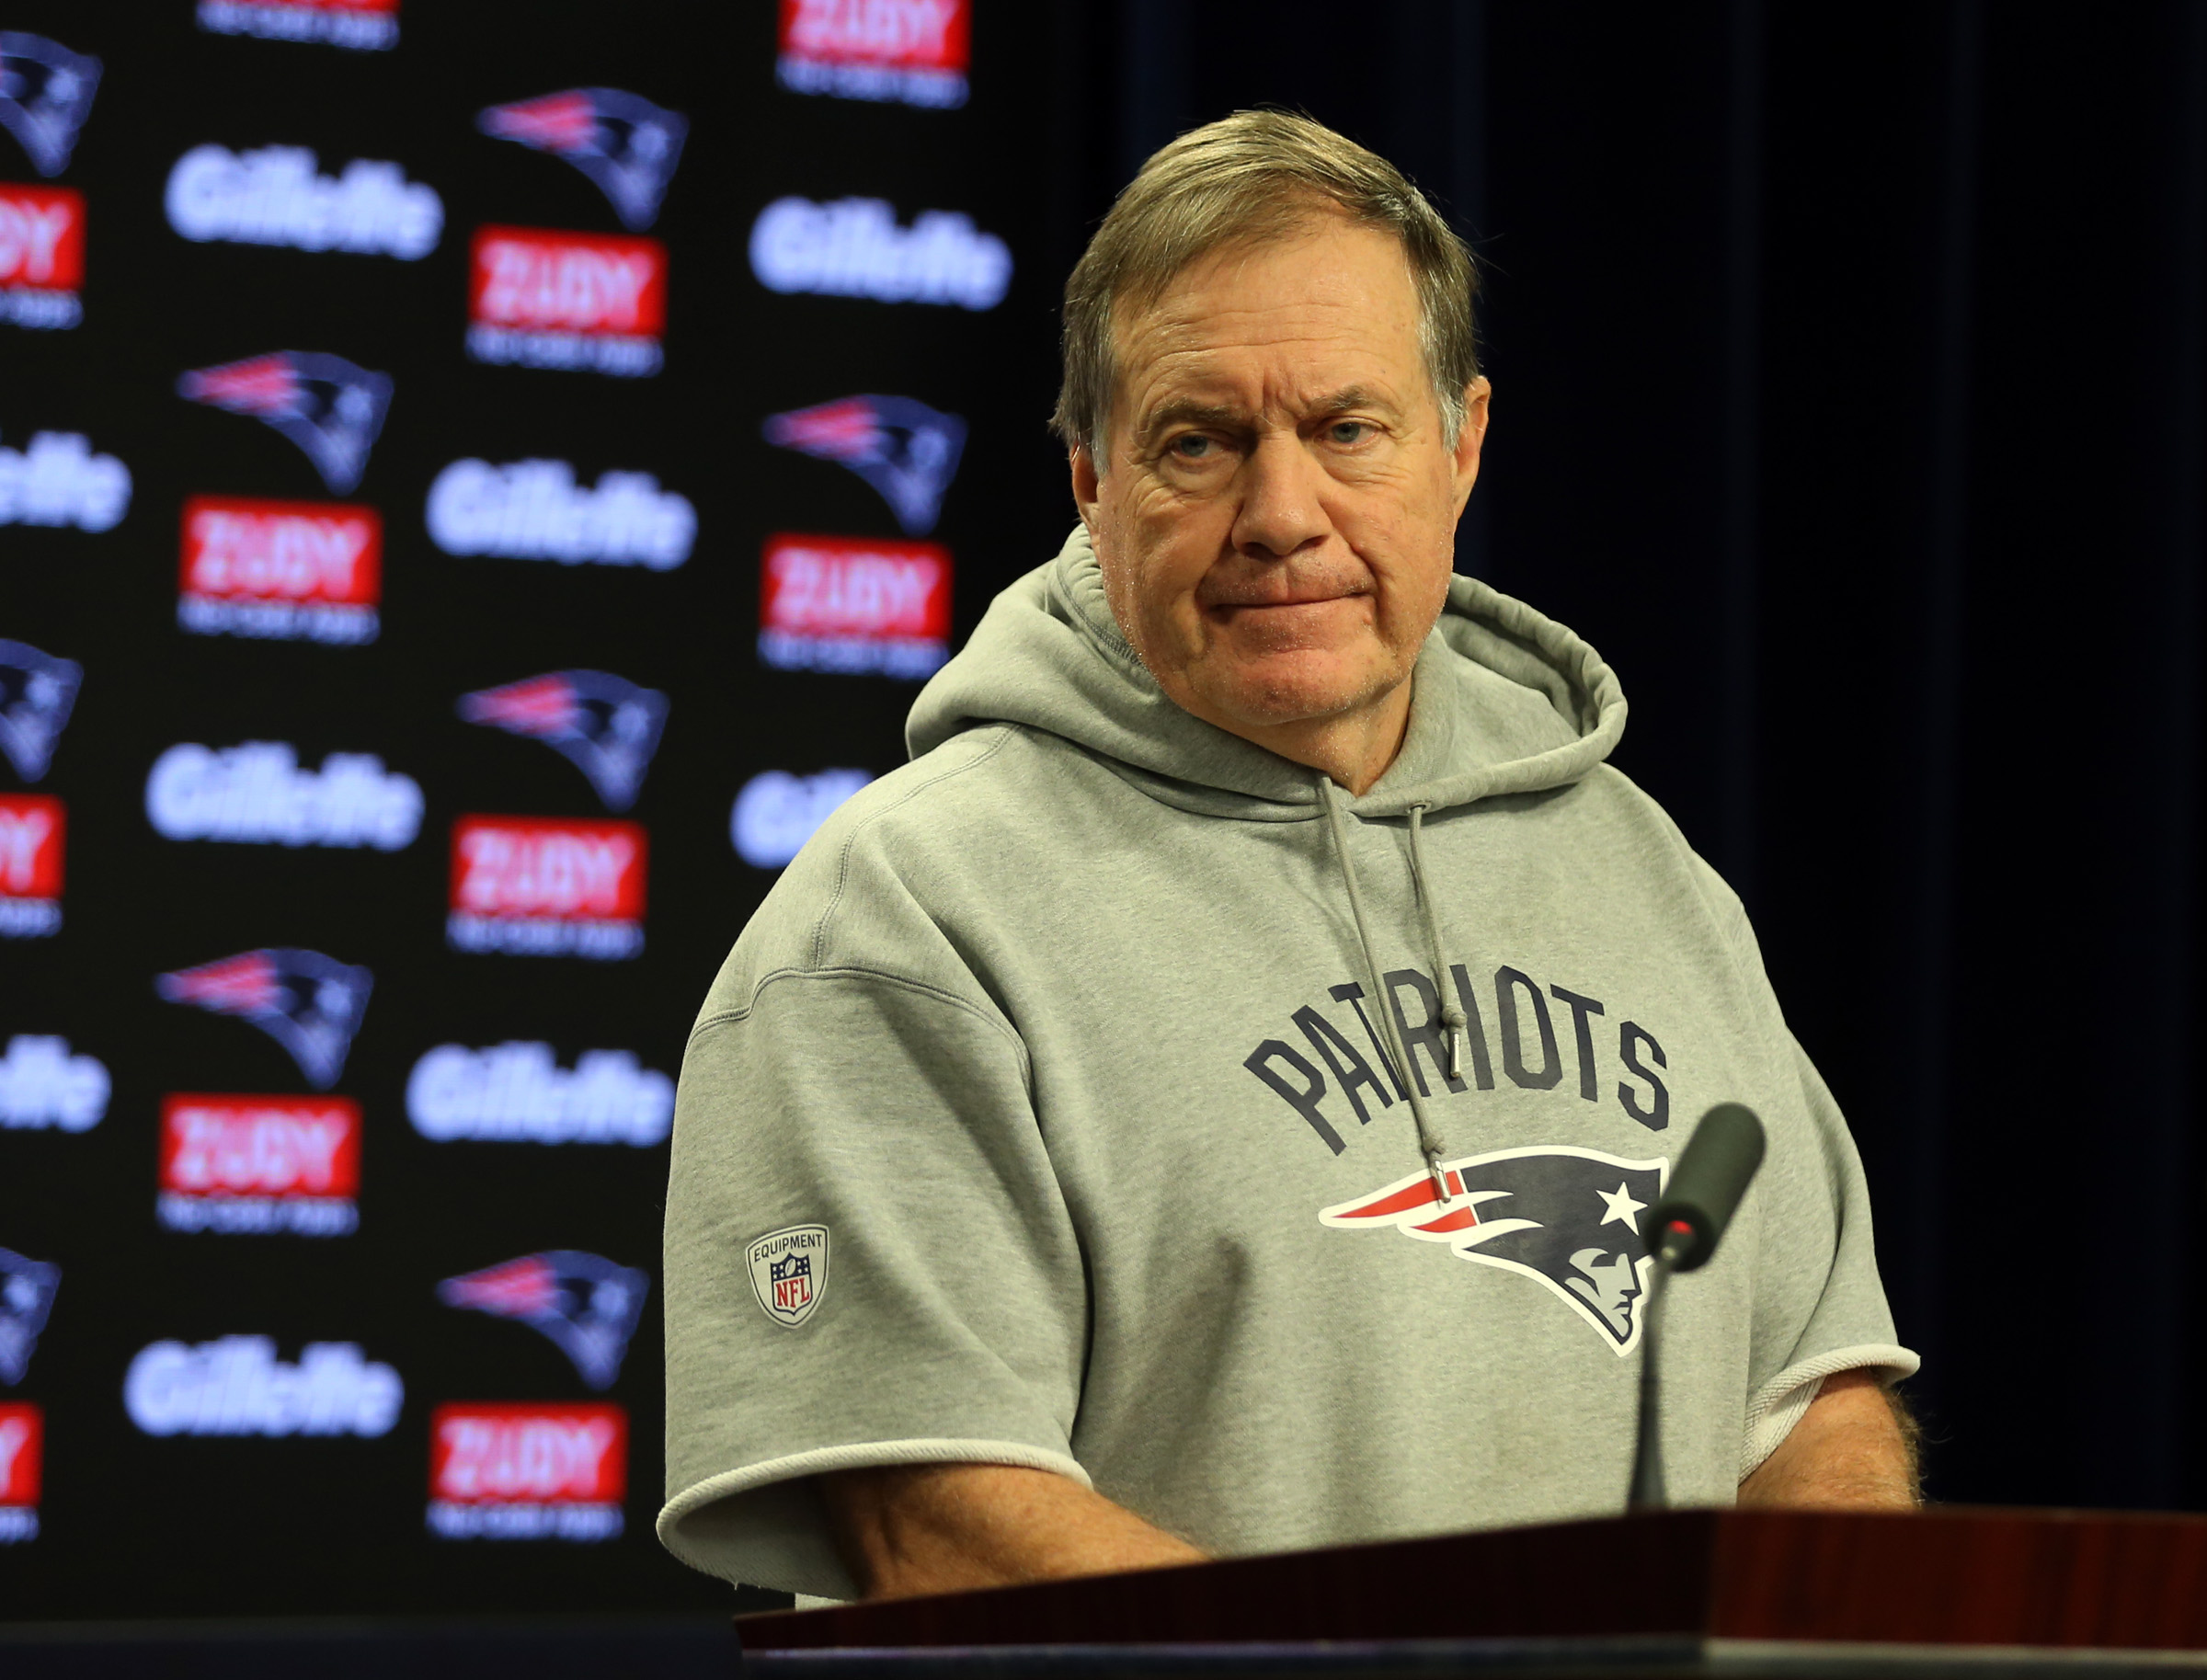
[748,1224,829,1329]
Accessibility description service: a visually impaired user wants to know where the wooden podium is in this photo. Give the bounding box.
[736,1508,2207,1676]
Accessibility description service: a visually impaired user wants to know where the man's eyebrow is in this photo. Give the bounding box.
[1309,384,1400,417]
[1136,398,1248,444]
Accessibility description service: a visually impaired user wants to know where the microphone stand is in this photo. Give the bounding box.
[1627,1218,1696,1512]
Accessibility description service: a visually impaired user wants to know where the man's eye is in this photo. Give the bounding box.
[1171,435,1215,460]
[1327,421,1373,445]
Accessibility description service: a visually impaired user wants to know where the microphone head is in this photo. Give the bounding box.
[1649,1103,1766,1272]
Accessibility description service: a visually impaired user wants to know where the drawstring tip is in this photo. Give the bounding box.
[1427,1158,1451,1204]
[1443,1008,1469,1083]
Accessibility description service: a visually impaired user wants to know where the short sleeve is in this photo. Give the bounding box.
[657,969,1091,1598]
[1740,1035,1919,1480]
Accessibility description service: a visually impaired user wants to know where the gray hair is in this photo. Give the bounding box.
[1051,109,1481,463]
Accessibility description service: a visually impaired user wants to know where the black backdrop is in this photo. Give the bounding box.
[1072,0,2207,1515]
[5,0,2204,1630]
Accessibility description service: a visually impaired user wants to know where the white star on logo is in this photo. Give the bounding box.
[1596,1182,1647,1232]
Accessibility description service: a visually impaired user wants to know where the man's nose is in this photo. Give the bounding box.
[1229,431,1332,560]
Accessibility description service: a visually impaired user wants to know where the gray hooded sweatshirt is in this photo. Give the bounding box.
[659,527,1915,1599]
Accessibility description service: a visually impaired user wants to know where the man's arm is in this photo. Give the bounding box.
[1737,1367,1920,1508]
[820,1463,1208,1601]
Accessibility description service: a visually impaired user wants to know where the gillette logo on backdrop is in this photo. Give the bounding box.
[157,948,372,1089]
[448,817,646,961]
[0,1036,108,1132]
[467,226,666,378]
[429,1403,625,1543]
[778,0,968,109]
[180,496,381,645]
[733,769,871,869]
[198,0,398,51]
[0,184,81,329]
[0,794,63,940]
[126,1338,401,1437]
[406,1043,673,1147]
[147,741,421,850]
[178,353,392,495]
[158,1095,360,1237]
[459,672,667,811]
[751,197,1008,310]
[0,432,131,532]
[760,534,951,679]
[166,144,441,258]
[478,89,687,231]
[427,459,692,568]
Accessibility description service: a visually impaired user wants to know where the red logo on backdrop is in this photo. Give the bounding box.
[0,794,63,942]
[178,496,382,646]
[0,1403,40,1542]
[0,185,84,332]
[157,1095,361,1238]
[759,533,951,680]
[427,1402,626,1543]
[466,226,666,379]
[777,0,969,108]
[448,817,646,961]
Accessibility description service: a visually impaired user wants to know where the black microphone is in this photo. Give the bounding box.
[1626,1102,1767,1512]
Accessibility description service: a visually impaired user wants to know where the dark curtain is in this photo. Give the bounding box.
[1054,1,2207,1511]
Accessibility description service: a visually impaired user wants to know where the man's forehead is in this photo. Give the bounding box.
[1114,222,1424,423]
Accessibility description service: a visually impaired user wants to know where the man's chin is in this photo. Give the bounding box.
[1192,656,1404,733]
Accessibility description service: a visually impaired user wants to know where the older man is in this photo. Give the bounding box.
[659,111,1917,1604]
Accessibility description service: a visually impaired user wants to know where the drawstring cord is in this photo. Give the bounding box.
[1407,805,1470,1083]
[1319,779,1451,1202]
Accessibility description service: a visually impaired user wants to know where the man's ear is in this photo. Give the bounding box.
[1070,443,1103,536]
[1451,377,1492,514]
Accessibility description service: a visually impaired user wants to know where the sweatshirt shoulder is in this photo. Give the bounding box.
[692,725,1070,1027]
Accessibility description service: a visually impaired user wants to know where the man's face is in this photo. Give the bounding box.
[1074,214,1489,745]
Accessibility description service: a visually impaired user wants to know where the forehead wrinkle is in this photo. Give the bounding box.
[1129,350,1410,441]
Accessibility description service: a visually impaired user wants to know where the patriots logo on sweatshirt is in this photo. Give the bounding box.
[177,351,393,495]
[763,395,966,536]
[0,1248,57,1386]
[477,88,688,231]
[456,670,668,813]
[1321,1145,1667,1354]
[155,948,372,1090]
[439,1251,649,1391]
[0,640,81,783]
[0,32,100,177]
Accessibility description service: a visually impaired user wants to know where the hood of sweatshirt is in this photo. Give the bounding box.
[907,525,1628,820]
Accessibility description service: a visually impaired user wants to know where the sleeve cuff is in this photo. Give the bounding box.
[658,1437,1092,1599]
[1740,1341,1920,1482]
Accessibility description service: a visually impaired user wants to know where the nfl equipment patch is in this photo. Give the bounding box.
[747,1225,828,1329]
[1321,1145,1669,1354]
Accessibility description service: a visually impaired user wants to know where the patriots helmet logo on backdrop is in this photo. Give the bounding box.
[438,1251,650,1391]
[477,87,688,231]
[0,32,100,177]
[177,351,394,495]
[1321,1145,1668,1354]
[0,640,82,783]
[763,395,967,536]
[0,1248,59,1386]
[456,670,669,813]
[155,948,373,1090]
